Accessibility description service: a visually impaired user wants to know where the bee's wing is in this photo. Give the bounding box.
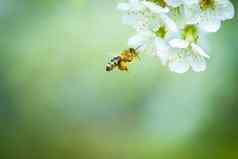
[105,53,114,63]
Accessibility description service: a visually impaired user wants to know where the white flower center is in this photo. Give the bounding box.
[182,25,199,43]
[155,26,167,38]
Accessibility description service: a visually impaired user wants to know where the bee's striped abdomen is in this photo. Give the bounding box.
[106,56,121,71]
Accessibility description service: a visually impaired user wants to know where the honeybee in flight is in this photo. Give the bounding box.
[106,46,141,72]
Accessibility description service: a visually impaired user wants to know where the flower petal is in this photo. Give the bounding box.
[128,34,143,47]
[130,0,140,5]
[169,39,189,49]
[188,56,207,72]
[183,4,200,24]
[167,0,183,7]
[216,0,235,21]
[183,0,199,5]
[155,38,170,65]
[160,14,178,32]
[128,31,153,51]
[191,43,210,58]
[169,57,190,74]
[142,1,169,13]
[199,13,221,32]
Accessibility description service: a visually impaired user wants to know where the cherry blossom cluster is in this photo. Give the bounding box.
[117,0,235,73]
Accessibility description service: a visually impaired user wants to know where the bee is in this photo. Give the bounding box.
[106,47,140,72]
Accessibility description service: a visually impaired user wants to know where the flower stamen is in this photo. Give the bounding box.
[199,0,215,11]
[155,26,167,38]
[182,25,199,43]
[146,0,167,8]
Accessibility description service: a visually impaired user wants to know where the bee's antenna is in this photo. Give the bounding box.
[135,45,143,51]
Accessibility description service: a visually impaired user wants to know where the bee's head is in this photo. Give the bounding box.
[129,48,137,56]
[132,47,141,60]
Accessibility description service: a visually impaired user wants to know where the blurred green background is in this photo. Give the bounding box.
[0,0,237,158]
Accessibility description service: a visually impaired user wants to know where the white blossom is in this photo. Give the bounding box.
[142,1,169,13]
[118,0,178,32]
[168,39,209,73]
[128,16,178,65]
[117,0,146,27]
[183,0,235,32]
[116,0,235,73]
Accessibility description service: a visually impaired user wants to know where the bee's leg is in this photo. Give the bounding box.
[124,64,129,72]
[118,61,128,71]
